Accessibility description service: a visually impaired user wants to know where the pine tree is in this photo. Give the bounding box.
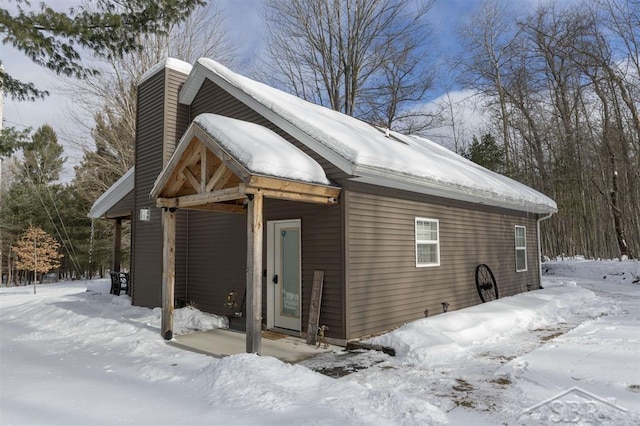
[21,125,65,185]
[0,0,204,100]
[12,226,62,284]
[463,133,506,174]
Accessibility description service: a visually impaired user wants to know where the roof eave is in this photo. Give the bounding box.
[88,167,135,218]
[351,168,557,215]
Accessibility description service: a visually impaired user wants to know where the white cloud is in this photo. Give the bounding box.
[405,89,493,152]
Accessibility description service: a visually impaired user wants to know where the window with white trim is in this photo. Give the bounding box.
[415,218,440,267]
[515,225,527,272]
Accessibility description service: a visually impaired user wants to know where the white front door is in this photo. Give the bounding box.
[267,220,302,331]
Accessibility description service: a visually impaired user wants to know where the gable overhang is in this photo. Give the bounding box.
[88,167,135,219]
[150,121,340,211]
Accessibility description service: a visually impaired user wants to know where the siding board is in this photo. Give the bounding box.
[184,199,345,339]
[345,185,540,339]
[132,67,190,308]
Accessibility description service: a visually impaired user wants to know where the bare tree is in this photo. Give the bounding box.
[455,0,639,259]
[66,1,237,201]
[457,0,519,170]
[262,0,435,128]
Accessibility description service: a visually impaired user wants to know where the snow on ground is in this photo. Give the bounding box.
[1,260,639,425]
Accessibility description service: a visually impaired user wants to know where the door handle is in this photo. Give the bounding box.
[272,274,278,284]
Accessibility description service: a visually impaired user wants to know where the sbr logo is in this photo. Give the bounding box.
[522,387,628,423]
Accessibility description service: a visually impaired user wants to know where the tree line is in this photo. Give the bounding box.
[454,0,638,259]
[0,0,636,285]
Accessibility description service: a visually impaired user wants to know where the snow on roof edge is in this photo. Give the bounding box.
[88,167,135,218]
[193,113,331,185]
[353,171,557,214]
[151,116,333,200]
[138,58,193,86]
[179,58,557,214]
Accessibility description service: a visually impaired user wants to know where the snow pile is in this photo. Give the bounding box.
[370,284,597,363]
[203,353,447,424]
[173,305,228,332]
[86,278,111,294]
[193,113,330,185]
[2,260,638,425]
[543,258,640,284]
[86,279,228,332]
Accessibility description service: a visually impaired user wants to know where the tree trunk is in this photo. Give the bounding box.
[610,157,631,259]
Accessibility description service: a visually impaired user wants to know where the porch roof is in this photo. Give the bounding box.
[88,167,135,219]
[150,114,340,210]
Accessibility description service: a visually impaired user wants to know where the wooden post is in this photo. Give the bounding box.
[246,191,263,354]
[112,218,122,272]
[306,270,324,345]
[161,208,176,340]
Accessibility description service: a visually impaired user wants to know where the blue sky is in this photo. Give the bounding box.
[0,0,527,176]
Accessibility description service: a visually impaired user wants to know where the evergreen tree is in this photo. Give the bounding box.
[463,133,506,174]
[0,127,30,157]
[20,125,65,185]
[0,0,204,100]
[0,126,78,278]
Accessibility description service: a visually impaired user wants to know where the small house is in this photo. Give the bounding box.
[89,58,557,351]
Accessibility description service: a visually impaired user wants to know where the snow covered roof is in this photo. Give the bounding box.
[179,58,556,214]
[138,58,192,86]
[193,113,330,185]
[150,114,335,202]
[88,167,134,219]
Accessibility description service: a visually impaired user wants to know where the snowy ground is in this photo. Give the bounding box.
[1,260,639,425]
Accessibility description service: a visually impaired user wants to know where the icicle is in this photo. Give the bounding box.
[89,219,95,279]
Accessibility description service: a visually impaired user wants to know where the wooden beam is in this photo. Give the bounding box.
[156,185,246,209]
[164,171,187,197]
[249,175,340,197]
[205,163,229,192]
[305,270,324,346]
[170,138,200,175]
[246,188,339,205]
[214,167,235,191]
[193,123,252,182]
[182,167,200,193]
[181,141,203,170]
[200,146,207,193]
[246,191,263,354]
[161,208,176,341]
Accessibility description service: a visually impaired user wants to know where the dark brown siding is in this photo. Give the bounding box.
[105,190,134,219]
[264,199,344,339]
[344,183,540,339]
[184,199,345,339]
[189,79,348,182]
[164,70,192,163]
[184,210,247,312]
[132,67,189,308]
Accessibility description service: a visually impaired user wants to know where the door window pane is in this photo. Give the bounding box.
[280,229,300,318]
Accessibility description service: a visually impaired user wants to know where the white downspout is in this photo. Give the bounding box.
[537,212,554,289]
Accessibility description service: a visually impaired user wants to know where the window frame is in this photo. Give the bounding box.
[515,225,527,272]
[415,217,440,267]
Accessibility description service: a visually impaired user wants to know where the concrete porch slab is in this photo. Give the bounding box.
[170,328,338,363]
